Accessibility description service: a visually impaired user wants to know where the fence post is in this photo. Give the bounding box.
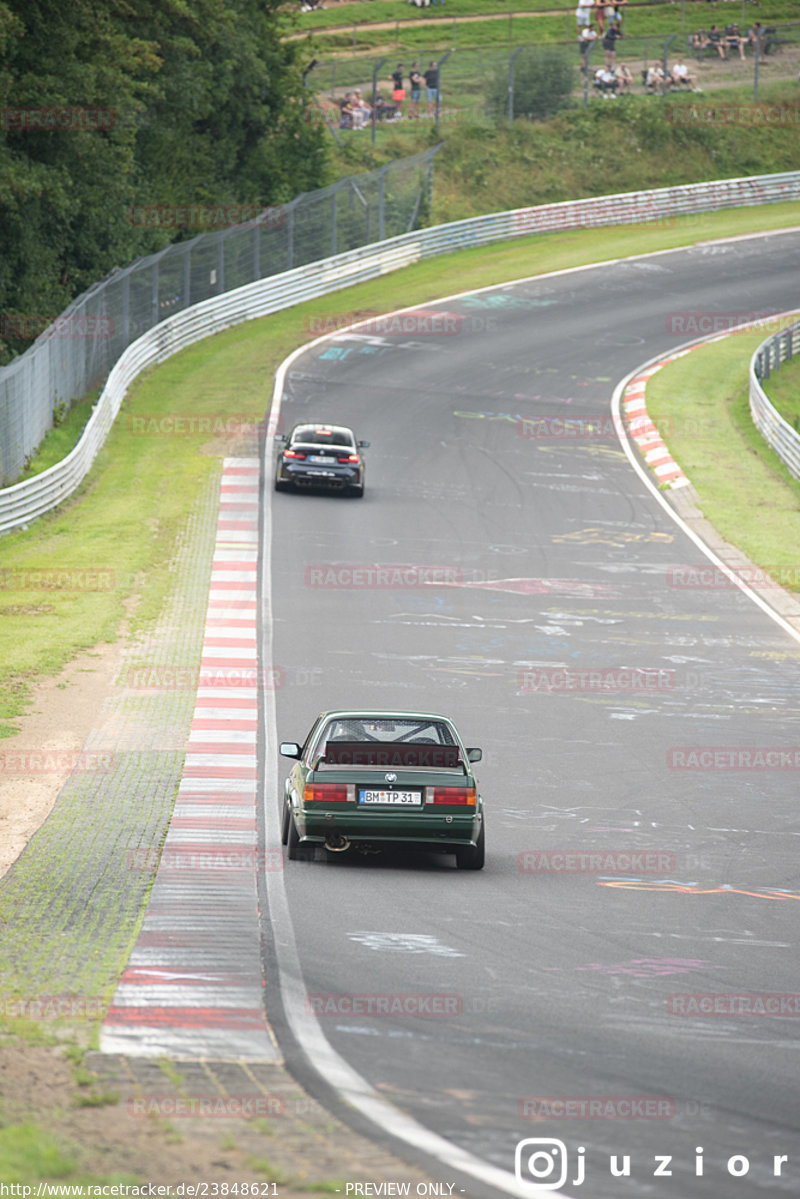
[753,28,763,102]
[378,167,386,242]
[151,260,159,325]
[372,56,389,144]
[434,52,451,137]
[583,40,594,107]
[508,48,522,126]
[662,33,677,97]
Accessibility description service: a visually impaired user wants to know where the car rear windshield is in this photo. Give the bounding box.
[292,428,355,447]
[319,717,456,748]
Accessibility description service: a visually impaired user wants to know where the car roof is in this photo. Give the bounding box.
[315,710,457,724]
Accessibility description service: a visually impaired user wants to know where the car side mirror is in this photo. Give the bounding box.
[280,742,302,758]
[358,440,370,449]
[275,434,287,444]
[466,748,482,763]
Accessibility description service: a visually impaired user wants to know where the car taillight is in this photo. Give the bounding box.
[425,786,476,806]
[303,783,352,803]
[284,449,306,459]
[338,454,360,463]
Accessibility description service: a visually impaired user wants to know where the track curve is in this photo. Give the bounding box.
[261,231,800,1199]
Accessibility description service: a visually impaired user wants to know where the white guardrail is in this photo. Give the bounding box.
[749,320,800,481]
[3,170,800,536]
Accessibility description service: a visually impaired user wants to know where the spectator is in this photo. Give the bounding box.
[747,22,763,51]
[424,60,439,115]
[392,63,405,115]
[603,20,622,67]
[409,62,423,118]
[706,25,727,58]
[614,62,633,93]
[670,57,700,90]
[338,93,354,129]
[725,23,746,60]
[644,63,665,92]
[579,22,599,72]
[594,65,618,96]
[612,0,627,26]
[690,29,708,53]
[351,89,371,129]
[575,0,594,32]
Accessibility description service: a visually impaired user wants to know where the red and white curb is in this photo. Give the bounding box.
[622,354,693,490]
[101,457,278,1060]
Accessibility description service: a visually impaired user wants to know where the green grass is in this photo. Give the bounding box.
[293,0,799,40]
[323,82,800,216]
[2,201,799,734]
[0,1122,139,1187]
[646,327,800,588]
[763,344,800,428]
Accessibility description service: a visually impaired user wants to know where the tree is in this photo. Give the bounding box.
[486,51,575,124]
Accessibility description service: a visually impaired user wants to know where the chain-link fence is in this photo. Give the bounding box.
[310,22,800,126]
[0,147,439,487]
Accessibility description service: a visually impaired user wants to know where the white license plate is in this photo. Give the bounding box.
[310,455,333,464]
[307,468,335,476]
[359,789,421,806]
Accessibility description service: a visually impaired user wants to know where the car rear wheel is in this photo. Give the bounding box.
[455,820,485,870]
[275,478,289,492]
[350,483,364,498]
[280,798,290,845]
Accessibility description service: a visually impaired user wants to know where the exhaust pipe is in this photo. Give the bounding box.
[324,832,351,852]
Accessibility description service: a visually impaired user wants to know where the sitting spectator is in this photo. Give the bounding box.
[690,29,708,53]
[614,62,633,93]
[351,90,371,128]
[670,57,700,90]
[603,20,622,67]
[746,22,763,50]
[338,93,354,129]
[371,92,399,122]
[644,63,665,92]
[725,23,746,60]
[579,22,599,71]
[706,25,727,59]
[594,65,618,96]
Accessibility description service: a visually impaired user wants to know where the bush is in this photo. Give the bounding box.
[485,51,575,123]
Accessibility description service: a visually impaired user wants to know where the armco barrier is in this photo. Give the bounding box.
[750,320,800,481]
[2,170,800,537]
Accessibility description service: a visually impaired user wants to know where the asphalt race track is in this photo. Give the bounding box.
[262,231,800,1199]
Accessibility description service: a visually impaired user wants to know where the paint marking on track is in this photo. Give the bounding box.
[100,458,278,1061]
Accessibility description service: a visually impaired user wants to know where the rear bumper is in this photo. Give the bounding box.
[298,806,482,846]
[278,464,362,488]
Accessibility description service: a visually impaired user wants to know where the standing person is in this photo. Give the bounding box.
[575,0,594,32]
[392,62,405,116]
[409,62,423,118]
[424,60,439,116]
[603,20,622,67]
[579,22,598,72]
